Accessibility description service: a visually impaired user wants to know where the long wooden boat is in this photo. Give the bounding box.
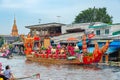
[22,34,109,65]
[26,55,83,65]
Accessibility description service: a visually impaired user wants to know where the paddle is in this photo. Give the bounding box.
[14,73,40,80]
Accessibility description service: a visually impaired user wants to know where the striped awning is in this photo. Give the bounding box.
[89,23,111,29]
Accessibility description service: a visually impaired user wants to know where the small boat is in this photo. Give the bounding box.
[0,55,13,59]
[0,55,9,58]
[0,49,13,59]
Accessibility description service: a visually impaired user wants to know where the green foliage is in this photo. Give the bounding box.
[84,53,93,56]
[41,46,46,50]
[9,44,13,49]
[14,37,20,42]
[74,50,80,53]
[74,7,112,24]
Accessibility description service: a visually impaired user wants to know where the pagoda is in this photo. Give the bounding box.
[11,16,19,36]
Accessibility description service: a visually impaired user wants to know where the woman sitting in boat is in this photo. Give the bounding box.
[74,45,80,57]
[67,44,75,56]
[59,45,67,59]
[52,46,59,59]
[52,44,61,59]
[51,46,56,54]
[45,46,52,58]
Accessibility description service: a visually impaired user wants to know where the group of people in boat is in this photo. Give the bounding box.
[0,63,14,80]
[21,33,80,59]
[33,43,80,59]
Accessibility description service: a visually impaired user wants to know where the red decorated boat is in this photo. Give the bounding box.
[21,34,109,65]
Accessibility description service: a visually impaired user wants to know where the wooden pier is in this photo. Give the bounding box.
[108,61,120,67]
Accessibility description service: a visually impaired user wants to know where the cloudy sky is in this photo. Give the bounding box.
[0,0,120,35]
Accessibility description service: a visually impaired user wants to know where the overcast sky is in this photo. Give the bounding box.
[0,0,120,35]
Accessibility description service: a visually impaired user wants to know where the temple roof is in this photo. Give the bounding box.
[11,17,19,36]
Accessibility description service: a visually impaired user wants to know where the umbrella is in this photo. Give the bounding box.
[67,37,78,43]
[67,37,78,41]
[88,33,95,39]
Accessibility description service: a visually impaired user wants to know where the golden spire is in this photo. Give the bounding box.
[11,15,19,36]
[14,14,16,24]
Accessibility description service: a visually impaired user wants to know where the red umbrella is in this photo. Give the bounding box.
[67,37,78,41]
[88,33,95,39]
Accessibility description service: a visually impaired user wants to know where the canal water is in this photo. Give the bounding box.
[0,56,120,80]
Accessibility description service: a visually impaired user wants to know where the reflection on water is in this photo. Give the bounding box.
[0,56,120,80]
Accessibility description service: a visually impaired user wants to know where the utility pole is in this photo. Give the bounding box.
[38,19,41,24]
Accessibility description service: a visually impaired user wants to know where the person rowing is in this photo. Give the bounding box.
[0,62,8,80]
[3,65,14,80]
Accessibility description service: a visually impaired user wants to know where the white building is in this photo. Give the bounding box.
[89,23,120,39]
[62,22,103,34]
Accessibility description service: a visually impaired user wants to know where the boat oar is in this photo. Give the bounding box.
[0,56,9,59]
[14,73,40,80]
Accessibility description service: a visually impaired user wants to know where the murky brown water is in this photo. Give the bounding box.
[0,56,120,80]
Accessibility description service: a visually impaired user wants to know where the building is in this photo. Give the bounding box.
[3,35,19,44]
[11,17,19,36]
[25,22,65,37]
[89,23,120,39]
[0,17,19,44]
[25,22,105,44]
[25,22,102,40]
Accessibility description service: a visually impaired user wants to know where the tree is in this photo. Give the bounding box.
[74,7,112,24]
[0,37,4,47]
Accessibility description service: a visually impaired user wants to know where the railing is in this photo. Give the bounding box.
[40,33,61,37]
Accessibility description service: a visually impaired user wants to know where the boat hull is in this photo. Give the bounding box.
[26,55,83,65]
